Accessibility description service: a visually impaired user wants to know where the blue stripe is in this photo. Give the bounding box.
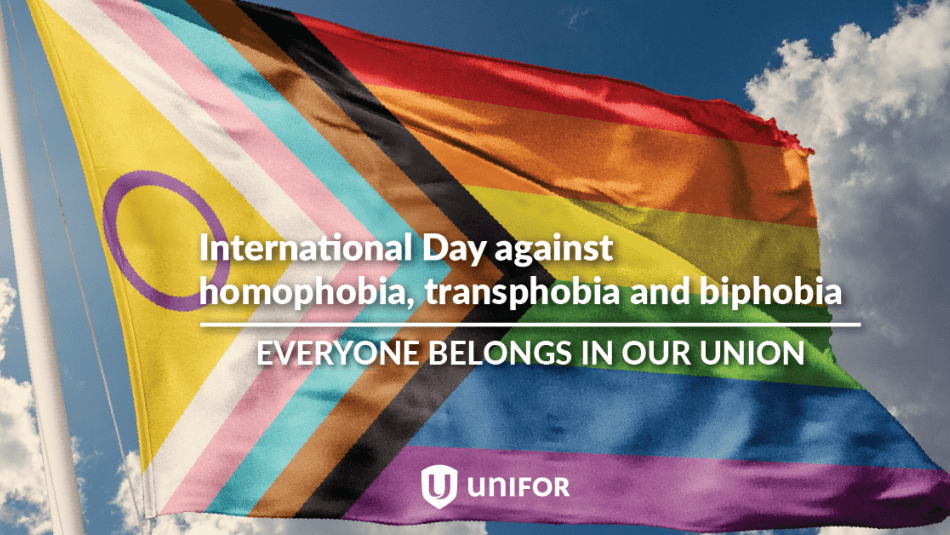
[209,328,382,515]
[410,363,940,470]
[139,0,450,515]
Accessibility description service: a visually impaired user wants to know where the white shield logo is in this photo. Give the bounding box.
[421,465,458,509]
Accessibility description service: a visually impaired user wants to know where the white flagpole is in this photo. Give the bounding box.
[0,4,86,535]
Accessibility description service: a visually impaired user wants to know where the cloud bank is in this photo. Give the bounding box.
[819,526,950,535]
[748,1,950,532]
[0,279,52,535]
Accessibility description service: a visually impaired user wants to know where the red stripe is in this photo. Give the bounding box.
[296,14,810,151]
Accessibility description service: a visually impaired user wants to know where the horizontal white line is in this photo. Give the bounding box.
[200,322,861,329]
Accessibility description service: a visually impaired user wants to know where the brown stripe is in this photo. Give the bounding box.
[365,84,818,229]
[262,269,476,517]
[185,0,502,516]
[254,270,482,517]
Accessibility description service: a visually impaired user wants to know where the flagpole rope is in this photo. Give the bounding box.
[33,403,64,535]
[4,2,146,533]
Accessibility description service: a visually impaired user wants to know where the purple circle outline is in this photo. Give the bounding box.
[103,170,229,312]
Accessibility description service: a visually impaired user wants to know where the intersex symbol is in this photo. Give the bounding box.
[102,170,228,312]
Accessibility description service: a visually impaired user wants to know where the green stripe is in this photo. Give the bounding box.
[571,197,822,287]
[498,281,861,389]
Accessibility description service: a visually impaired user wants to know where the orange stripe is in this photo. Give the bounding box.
[186,0,502,516]
[367,84,817,228]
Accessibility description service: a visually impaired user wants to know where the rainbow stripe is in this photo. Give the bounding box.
[27,0,950,530]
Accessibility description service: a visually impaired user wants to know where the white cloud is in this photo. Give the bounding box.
[747,0,950,475]
[0,279,52,535]
[563,7,592,30]
[818,523,950,535]
[112,451,486,535]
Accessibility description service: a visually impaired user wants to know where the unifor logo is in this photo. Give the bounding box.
[421,465,458,509]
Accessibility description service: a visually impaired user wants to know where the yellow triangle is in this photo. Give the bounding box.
[30,0,290,468]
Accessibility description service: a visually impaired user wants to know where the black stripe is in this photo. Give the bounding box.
[235,1,554,518]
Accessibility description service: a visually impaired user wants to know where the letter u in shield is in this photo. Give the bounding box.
[421,465,458,509]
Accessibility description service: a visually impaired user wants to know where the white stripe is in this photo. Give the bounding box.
[39,0,345,516]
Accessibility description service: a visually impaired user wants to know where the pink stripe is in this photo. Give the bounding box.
[159,261,389,514]
[90,0,396,512]
[93,0,367,241]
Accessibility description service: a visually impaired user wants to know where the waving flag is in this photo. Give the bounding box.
[27,0,950,531]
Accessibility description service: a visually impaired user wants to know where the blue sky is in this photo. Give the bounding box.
[1,1,949,534]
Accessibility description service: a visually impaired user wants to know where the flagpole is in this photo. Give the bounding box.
[0,4,86,535]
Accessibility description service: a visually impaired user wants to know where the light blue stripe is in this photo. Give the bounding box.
[140,0,449,515]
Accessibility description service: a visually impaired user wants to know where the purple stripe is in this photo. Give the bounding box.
[344,446,950,531]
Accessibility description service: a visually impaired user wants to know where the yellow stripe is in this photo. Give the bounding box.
[29,2,288,467]
[466,185,820,288]
[465,185,713,292]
